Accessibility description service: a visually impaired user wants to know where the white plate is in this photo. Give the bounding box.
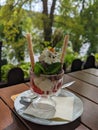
[14,89,83,126]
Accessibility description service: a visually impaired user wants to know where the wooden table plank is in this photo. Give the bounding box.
[82,68,98,76]
[68,71,98,87]
[79,95,98,130]
[0,98,28,130]
[75,124,90,130]
[63,75,98,104]
[0,83,29,109]
[66,89,98,130]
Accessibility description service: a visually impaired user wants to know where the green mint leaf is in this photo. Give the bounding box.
[34,62,45,75]
[44,63,62,75]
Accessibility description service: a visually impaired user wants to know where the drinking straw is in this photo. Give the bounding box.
[26,33,35,69]
[60,35,69,65]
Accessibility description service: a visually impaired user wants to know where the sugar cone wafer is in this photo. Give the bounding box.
[26,33,35,69]
[61,35,69,64]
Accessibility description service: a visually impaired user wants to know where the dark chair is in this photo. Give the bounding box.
[71,59,83,72]
[83,55,96,69]
[7,67,24,86]
[63,63,66,73]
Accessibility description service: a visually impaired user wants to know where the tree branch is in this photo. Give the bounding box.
[50,0,57,25]
[42,0,48,15]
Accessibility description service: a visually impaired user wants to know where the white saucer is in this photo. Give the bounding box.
[14,89,83,126]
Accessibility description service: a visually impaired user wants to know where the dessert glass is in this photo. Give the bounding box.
[30,69,64,118]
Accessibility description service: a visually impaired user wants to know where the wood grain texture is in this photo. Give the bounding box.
[63,75,98,104]
[82,68,98,76]
[75,124,90,130]
[0,99,28,130]
[68,71,98,87]
[0,83,29,109]
[73,93,98,130]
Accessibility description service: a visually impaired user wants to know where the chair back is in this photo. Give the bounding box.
[83,55,96,69]
[7,67,24,86]
[71,59,83,72]
[63,63,66,73]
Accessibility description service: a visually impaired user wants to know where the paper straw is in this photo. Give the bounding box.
[61,35,69,64]
[26,33,35,69]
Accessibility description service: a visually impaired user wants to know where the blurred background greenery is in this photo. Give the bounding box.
[0,0,98,81]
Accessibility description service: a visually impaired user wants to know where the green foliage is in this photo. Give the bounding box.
[1,53,98,82]
[0,24,4,41]
[1,64,14,81]
[0,0,97,61]
[0,0,98,82]
[56,0,98,54]
[56,1,84,53]
[81,1,98,54]
[1,62,31,81]
[95,53,98,63]
[18,62,31,78]
[64,47,80,70]
[0,4,31,62]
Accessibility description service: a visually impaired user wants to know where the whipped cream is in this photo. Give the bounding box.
[39,48,61,64]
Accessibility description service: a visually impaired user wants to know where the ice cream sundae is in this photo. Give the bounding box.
[31,47,64,95]
[26,33,69,112]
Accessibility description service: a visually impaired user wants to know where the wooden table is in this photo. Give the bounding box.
[0,98,28,130]
[0,68,98,130]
